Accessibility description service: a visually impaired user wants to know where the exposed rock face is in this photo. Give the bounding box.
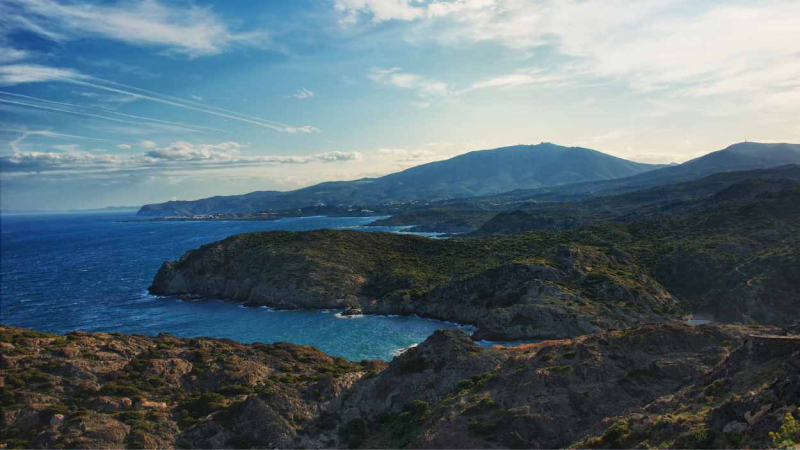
[575,332,800,449]
[150,230,684,340]
[3,324,799,449]
[0,326,380,449]
[337,330,505,421]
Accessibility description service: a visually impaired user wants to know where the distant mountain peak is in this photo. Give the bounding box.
[138,142,660,216]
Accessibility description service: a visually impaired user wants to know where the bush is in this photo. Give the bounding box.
[408,400,430,418]
[216,385,254,396]
[181,393,227,418]
[770,408,800,449]
[98,380,145,397]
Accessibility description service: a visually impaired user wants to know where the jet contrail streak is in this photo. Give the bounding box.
[0,128,112,141]
[93,77,298,129]
[0,91,220,133]
[0,98,206,133]
[62,78,293,132]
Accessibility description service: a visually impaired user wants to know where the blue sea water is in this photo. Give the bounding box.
[0,213,467,361]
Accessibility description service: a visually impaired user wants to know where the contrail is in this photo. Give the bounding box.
[62,78,295,132]
[3,129,109,152]
[0,98,208,134]
[0,91,221,133]
[93,77,299,129]
[0,128,112,142]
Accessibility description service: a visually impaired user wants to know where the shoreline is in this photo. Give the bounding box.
[151,291,705,344]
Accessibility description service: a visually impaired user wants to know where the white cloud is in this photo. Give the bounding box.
[117,144,132,149]
[334,0,492,24]
[1,139,362,173]
[0,64,86,86]
[2,0,269,58]
[367,64,582,100]
[368,67,449,101]
[0,44,29,64]
[138,140,157,149]
[283,125,321,133]
[0,150,123,172]
[144,141,246,162]
[464,67,584,93]
[287,88,315,100]
[340,0,800,107]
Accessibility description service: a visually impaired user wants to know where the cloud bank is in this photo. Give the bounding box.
[0,140,362,173]
[1,0,268,58]
[341,0,800,106]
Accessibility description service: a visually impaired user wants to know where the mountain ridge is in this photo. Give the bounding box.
[137,143,661,216]
[471,142,800,204]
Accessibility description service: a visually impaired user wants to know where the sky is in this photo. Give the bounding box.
[1,0,799,211]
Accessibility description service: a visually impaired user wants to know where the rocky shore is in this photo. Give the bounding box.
[3,323,799,448]
[149,230,685,341]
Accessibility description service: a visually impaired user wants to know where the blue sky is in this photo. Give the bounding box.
[1,0,799,210]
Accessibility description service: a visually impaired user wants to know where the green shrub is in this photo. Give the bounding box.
[180,393,227,418]
[217,385,254,396]
[98,380,145,397]
[770,408,800,449]
[3,439,30,449]
[408,400,430,418]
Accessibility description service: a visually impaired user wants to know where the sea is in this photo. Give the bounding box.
[0,212,470,361]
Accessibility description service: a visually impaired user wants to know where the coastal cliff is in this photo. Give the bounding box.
[149,230,684,340]
[3,323,799,448]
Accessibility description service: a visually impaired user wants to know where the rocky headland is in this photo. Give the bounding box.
[149,230,684,341]
[3,323,799,448]
[151,179,800,336]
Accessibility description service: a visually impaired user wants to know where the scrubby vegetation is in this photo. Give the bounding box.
[0,325,378,449]
[771,408,800,449]
[3,323,799,449]
[367,208,497,233]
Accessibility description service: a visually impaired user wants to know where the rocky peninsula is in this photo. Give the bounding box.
[151,181,800,337]
[149,230,684,341]
[3,323,799,448]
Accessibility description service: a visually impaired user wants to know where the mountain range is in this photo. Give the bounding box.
[137,141,800,216]
[136,143,661,216]
[474,142,800,204]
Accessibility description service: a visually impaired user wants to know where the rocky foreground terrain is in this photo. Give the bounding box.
[2,323,799,449]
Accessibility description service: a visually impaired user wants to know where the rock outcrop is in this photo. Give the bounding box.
[3,323,799,449]
[0,326,381,449]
